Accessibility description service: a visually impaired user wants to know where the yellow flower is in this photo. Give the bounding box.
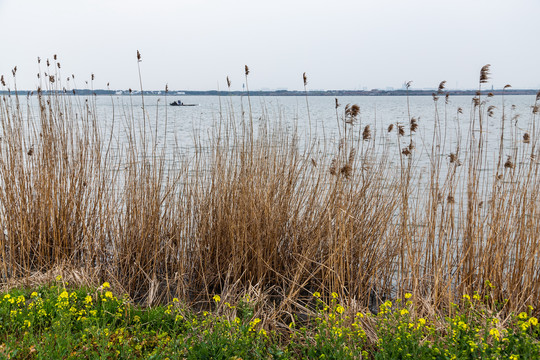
[31,292,38,298]
[356,312,364,318]
[59,291,69,299]
[404,293,412,299]
[331,292,338,299]
[509,355,519,360]
[518,312,528,319]
[104,291,113,299]
[55,275,62,281]
[213,295,221,303]
[102,282,110,289]
[529,317,538,326]
[133,315,141,322]
[336,305,345,314]
[489,328,500,340]
[84,295,92,304]
[173,297,179,303]
[400,309,409,316]
[463,294,471,300]
[313,292,321,298]
[458,321,468,330]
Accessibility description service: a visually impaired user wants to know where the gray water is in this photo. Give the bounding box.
[11,93,539,173]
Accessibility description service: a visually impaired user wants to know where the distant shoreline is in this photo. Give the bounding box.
[1,89,538,97]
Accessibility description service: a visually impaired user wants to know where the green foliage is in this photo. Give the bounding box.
[0,282,540,359]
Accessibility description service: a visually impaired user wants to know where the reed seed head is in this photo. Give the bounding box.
[406,81,412,89]
[447,195,455,204]
[165,84,169,93]
[536,90,540,101]
[504,84,512,90]
[362,125,371,140]
[53,54,57,60]
[402,147,411,156]
[348,148,356,164]
[388,124,394,132]
[11,67,17,76]
[523,133,530,143]
[445,93,449,104]
[226,76,231,88]
[487,92,494,97]
[303,72,307,87]
[410,117,418,132]
[480,64,491,84]
[437,81,446,94]
[398,125,405,136]
[311,158,317,167]
[335,98,340,109]
[329,159,337,175]
[137,50,142,62]
[487,105,496,117]
[340,164,352,179]
[0,75,5,87]
[504,156,515,169]
[345,104,360,125]
[244,65,250,76]
[533,105,539,115]
[350,104,360,117]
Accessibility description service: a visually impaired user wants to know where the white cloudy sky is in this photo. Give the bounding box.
[0,0,538,91]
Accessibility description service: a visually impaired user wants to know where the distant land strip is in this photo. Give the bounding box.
[1,89,538,97]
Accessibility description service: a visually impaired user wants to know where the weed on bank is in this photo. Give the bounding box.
[0,279,539,359]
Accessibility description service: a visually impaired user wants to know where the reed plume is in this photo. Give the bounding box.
[480,64,491,84]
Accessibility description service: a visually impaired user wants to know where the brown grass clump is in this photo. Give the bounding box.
[0,62,539,327]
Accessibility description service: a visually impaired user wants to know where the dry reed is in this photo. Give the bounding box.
[0,61,539,329]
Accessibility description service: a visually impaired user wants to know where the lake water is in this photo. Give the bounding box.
[10,93,540,174]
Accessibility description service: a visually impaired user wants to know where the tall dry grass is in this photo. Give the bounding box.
[0,57,539,325]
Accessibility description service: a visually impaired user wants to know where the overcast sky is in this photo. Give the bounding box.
[0,0,539,91]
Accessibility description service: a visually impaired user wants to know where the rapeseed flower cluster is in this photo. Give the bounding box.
[0,282,539,359]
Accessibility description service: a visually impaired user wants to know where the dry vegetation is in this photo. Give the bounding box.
[0,58,539,329]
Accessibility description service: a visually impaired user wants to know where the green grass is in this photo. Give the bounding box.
[1,279,539,359]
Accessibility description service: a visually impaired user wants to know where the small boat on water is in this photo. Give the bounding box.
[170,99,198,107]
